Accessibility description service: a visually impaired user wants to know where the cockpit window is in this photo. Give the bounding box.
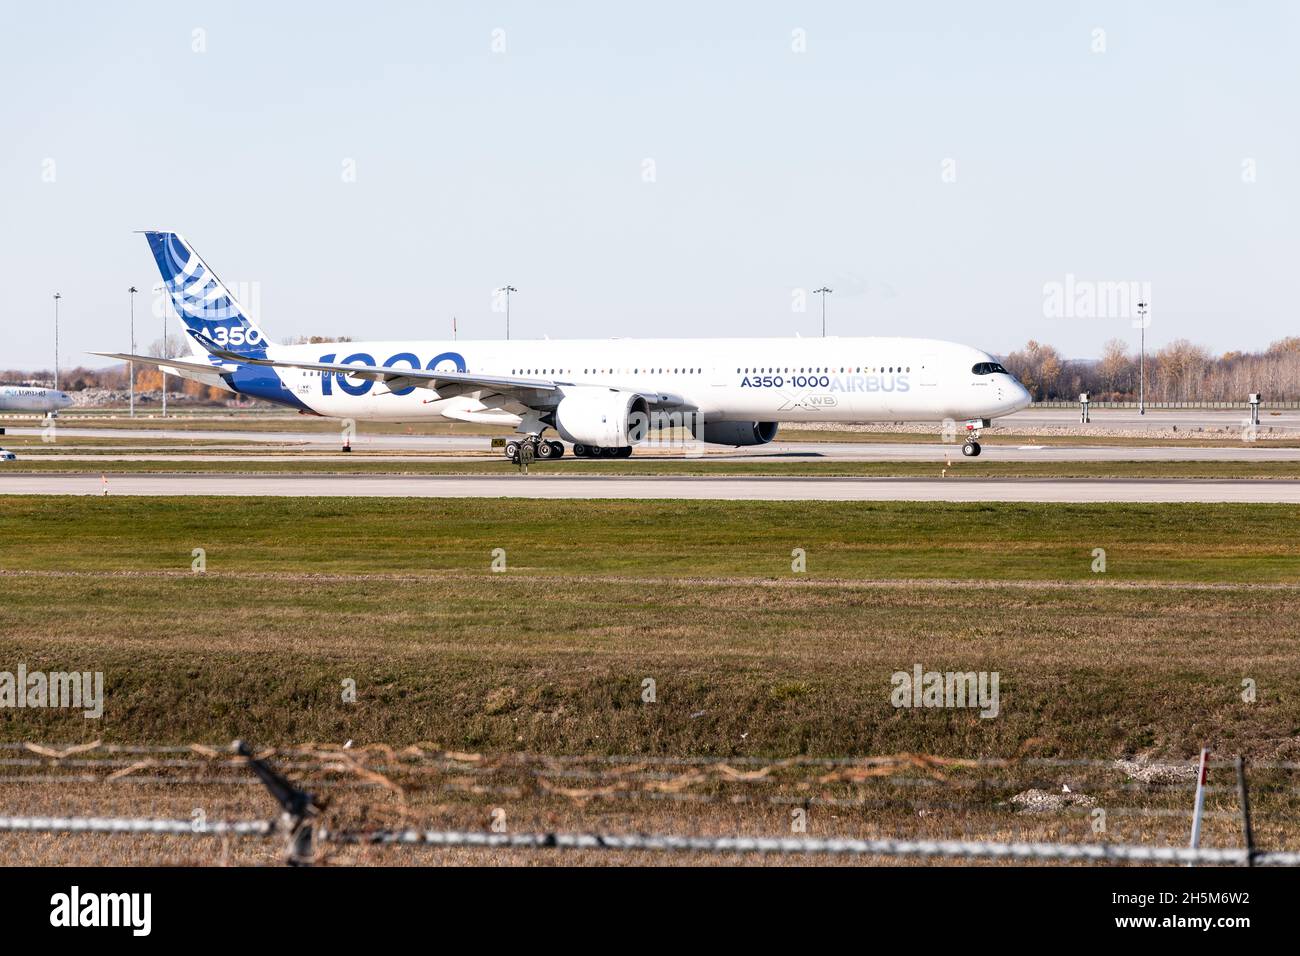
[972,362,1008,375]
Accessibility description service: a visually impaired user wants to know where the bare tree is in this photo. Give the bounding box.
[1000,337,1297,402]
[1097,338,1134,399]
[1003,340,1064,401]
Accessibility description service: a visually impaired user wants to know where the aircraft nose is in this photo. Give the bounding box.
[1009,378,1032,411]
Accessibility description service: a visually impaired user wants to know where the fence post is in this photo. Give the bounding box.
[233,739,323,866]
[1235,755,1255,867]
[1187,747,1208,866]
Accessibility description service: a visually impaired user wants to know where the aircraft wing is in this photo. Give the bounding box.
[90,351,241,376]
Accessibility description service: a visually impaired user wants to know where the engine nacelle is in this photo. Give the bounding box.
[693,420,779,446]
[552,388,651,447]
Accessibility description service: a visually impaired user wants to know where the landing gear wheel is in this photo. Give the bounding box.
[548,441,565,459]
[573,444,588,458]
[962,441,981,457]
[536,439,557,460]
[504,440,520,460]
[616,446,633,459]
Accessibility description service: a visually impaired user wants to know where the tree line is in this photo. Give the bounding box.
[1001,337,1300,403]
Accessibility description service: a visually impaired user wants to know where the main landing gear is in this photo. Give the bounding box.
[501,436,634,462]
[572,444,632,459]
[504,437,564,463]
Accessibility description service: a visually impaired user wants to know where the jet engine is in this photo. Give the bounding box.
[693,420,779,446]
[552,387,651,448]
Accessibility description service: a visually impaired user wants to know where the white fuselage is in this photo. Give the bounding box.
[256,335,1031,426]
[0,385,73,413]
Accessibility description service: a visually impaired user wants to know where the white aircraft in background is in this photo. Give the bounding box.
[0,384,73,414]
[96,232,1031,459]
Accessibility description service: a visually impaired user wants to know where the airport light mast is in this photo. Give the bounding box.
[1136,300,1148,415]
[128,286,137,417]
[497,285,517,340]
[53,292,61,391]
[814,286,832,337]
[154,282,167,418]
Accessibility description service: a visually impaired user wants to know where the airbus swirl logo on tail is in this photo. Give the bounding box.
[159,234,244,323]
[145,231,270,356]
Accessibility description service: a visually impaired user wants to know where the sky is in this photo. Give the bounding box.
[1,1,1296,370]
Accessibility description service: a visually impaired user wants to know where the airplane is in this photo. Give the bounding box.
[0,384,73,414]
[94,231,1032,459]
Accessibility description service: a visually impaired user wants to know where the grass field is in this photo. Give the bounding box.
[1,496,1297,747]
[2,496,1297,863]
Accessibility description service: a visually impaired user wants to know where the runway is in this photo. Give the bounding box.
[721,442,1300,462]
[0,426,491,451]
[1000,407,1300,429]
[3,472,1298,503]
[6,428,1300,463]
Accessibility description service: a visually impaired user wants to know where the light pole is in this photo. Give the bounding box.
[813,287,832,337]
[497,286,517,340]
[155,282,167,418]
[53,292,61,390]
[128,286,137,416]
[1136,300,1148,415]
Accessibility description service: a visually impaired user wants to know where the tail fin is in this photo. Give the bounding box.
[143,231,273,359]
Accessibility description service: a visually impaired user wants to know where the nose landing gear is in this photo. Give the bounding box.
[961,419,985,457]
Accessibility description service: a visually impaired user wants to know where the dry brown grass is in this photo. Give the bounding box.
[2,749,1289,867]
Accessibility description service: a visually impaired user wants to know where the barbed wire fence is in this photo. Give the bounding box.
[0,740,1295,866]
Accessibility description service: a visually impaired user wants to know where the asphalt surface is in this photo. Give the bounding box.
[998,407,1300,429]
[10,442,1300,463]
[5,429,1300,463]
